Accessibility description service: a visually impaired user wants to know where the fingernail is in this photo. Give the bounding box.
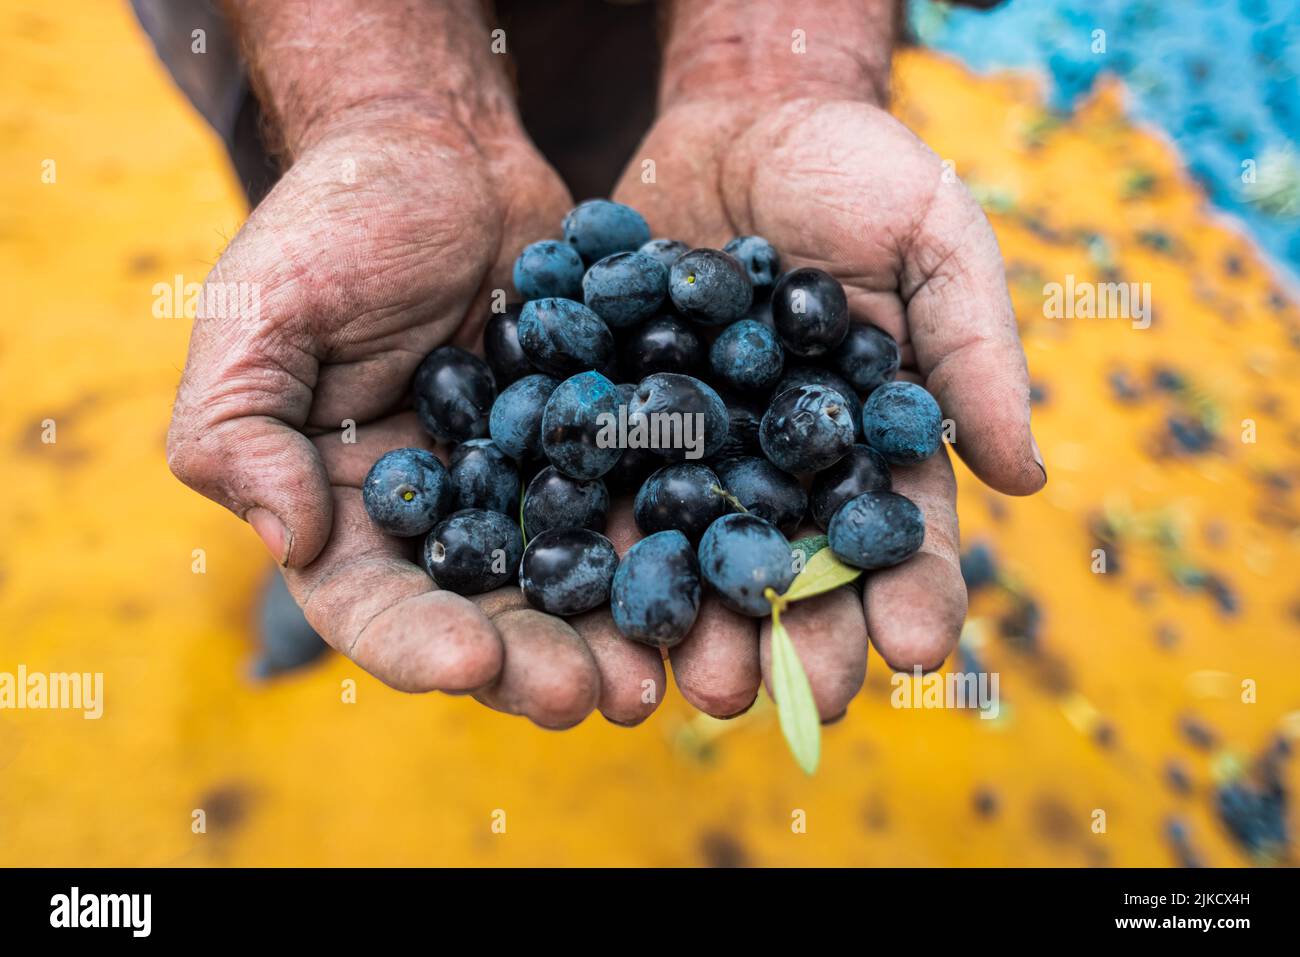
[247,507,292,565]
[1030,433,1047,484]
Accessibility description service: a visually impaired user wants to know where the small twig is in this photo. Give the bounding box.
[710,484,749,514]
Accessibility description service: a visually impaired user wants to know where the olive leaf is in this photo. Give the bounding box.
[783,546,863,603]
[762,546,862,774]
[789,534,829,569]
[769,607,821,775]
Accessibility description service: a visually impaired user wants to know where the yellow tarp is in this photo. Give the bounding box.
[1,0,1296,865]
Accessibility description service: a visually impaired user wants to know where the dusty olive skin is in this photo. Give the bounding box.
[539,371,623,480]
[489,373,560,461]
[774,365,864,441]
[713,456,807,533]
[582,251,668,328]
[522,465,609,538]
[610,530,702,647]
[809,444,892,530]
[627,372,731,462]
[723,235,781,291]
[518,297,615,377]
[828,490,925,570]
[668,248,754,325]
[638,237,689,270]
[362,447,452,537]
[513,239,585,301]
[519,528,619,616]
[697,513,796,617]
[563,199,652,263]
[708,319,784,393]
[861,381,943,465]
[633,462,727,543]
[759,383,856,473]
[422,508,524,595]
[448,439,520,514]
[832,322,900,395]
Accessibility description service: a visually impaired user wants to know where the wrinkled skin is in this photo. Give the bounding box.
[613,95,1045,720]
[169,91,1044,731]
[168,117,620,726]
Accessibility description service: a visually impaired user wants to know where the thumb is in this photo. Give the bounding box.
[903,180,1046,496]
[166,273,332,568]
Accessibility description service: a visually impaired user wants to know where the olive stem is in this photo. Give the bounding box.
[764,586,788,618]
[710,484,749,514]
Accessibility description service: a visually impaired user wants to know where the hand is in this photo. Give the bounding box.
[169,0,682,732]
[167,106,625,716]
[610,74,1046,720]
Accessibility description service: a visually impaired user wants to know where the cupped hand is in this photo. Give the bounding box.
[611,94,1047,720]
[167,111,648,727]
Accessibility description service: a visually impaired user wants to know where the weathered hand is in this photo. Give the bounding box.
[611,92,1046,718]
[166,112,629,723]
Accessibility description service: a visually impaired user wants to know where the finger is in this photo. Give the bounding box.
[668,598,761,719]
[570,607,668,726]
[166,230,333,568]
[471,589,602,730]
[571,496,670,724]
[282,488,503,693]
[607,493,761,719]
[607,492,762,719]
[167,327,331,567]
[759,582,868,723]
[902,181,1046,496]
[863,446,967,672]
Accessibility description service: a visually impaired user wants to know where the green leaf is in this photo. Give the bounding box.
[770,615,820,775]
[782,546,862,603]
[789,534,829,568]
